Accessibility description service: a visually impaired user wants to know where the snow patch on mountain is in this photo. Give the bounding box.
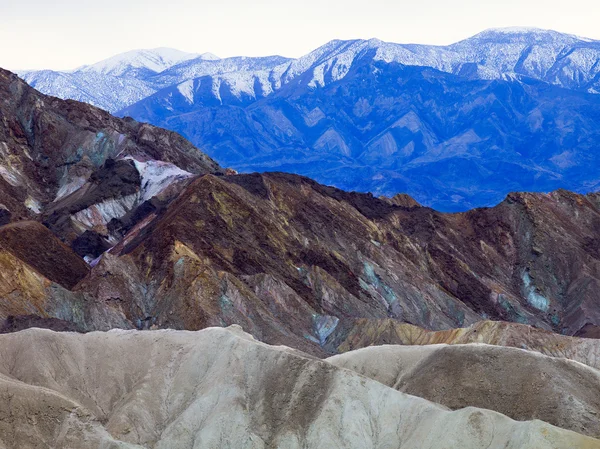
[176,79,195,104]
[20,70,157,112]
[129,158,193,202]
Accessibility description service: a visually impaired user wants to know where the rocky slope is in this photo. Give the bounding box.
[3,69,600,355]
[334,319,600,368]
[0,67,220,238]
[0,326,597,448]
[69,174,600,354]
[0,67,223,329]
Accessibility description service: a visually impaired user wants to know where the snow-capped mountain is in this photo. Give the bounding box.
[121,57,600,211]
[18,48,220,112]
[448,28,600,91]
[104,28,597,114]
[115,28,600,125]
[279,27,600,92]
[19,69,157,112]
[18,29,600,113]
[77,47,208,78]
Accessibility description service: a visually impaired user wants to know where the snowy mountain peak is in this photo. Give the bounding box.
[20,28,600,115]
[484,26,550,34]
[473,27,596,43]
[79,48,201,77]
[198,52,220,61]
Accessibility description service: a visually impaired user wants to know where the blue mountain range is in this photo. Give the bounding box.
[19,28,600,210]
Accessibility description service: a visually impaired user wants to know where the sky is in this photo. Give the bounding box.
[1,0,599,70]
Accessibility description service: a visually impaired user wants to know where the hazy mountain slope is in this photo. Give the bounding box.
[22,29,600,112]
[122,59,600,211]
[19,52,290,112]
[77,47,203,78]
[276,28,600,93]
[17,48,213,112]
[448,28,600,92]
[19,69,159,112]
[0,326,597,448]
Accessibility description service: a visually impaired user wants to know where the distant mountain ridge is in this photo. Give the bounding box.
[20,28,600,112]
[16,28,600,210]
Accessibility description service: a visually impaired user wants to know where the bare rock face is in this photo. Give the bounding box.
[0,326,597,448]
[0,315,82,333]
[0,68,221,329]
[329,342,600,438]
[72,172,600,355]
[0,221,89,289]
[0,67,220,241]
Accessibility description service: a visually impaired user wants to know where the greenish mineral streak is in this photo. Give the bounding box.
[312,314,339,345]
[522,271,550,312]
[65,147,84,164]
[362,261,397,305]
[90,131,116,167]
[498,294,529,324]
[446,298,465,327]
[94,131,105,143]
[219,294,233,311]
[359,278,370,291]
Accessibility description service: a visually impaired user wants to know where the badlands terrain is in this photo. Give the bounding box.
[0,326,599,448]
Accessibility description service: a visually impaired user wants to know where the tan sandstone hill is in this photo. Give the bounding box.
[0,326,598,448]
[334,319,600,369]
[329,342,600,438]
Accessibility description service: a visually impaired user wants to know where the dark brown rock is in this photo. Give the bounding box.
[0,315,83,333]
[71,230,112,259]
[0,221,89,289]
[0,68,221,239]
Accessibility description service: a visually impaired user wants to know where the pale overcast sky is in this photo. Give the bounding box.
[1,0,599,70]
